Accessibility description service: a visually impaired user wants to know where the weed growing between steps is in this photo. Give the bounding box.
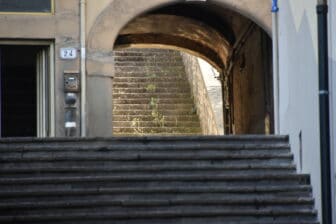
[149,97,166,128]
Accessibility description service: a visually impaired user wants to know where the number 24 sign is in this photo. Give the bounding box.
[60,48,78,60]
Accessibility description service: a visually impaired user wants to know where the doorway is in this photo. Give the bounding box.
[0,45,53,137]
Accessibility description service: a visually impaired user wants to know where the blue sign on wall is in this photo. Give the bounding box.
[0,0,52,13]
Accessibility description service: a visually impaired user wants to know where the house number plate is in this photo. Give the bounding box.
[60,48,78,60]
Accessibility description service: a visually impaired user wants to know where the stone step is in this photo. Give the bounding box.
[0,160,295,172]
[0,185,312,198]
[113,127,201,134]
[115,66,186,73]
[0,219,318,224]
[112,93,192,99]
[0,135,291,148]
[1,196,314,210]
[113,103,194,111]
[113,77,188,83]
[110,133,214,136]
[0,183,312,199]
[1,169,299,179]
[0,148,293,157]
[113,87,190,94]
[0,139,290,150]
[113,100,193,107]
[113,98,194,105]
[0,135,317,223]
[113,82,191,89]
[0,163,296,174]
[114,61,184,67]
[112,109,197,116]
[113,115,201,122]
[114,56,183,62]
[113,51,181,57]
[0,208,317,222]
[112,121,200,128]
[114,71,187,77]
[0,173,310,186]
[0,147,293,159]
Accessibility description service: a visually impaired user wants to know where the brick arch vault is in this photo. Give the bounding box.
[86,0,272,137]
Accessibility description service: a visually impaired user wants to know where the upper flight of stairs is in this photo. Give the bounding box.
[0,136,318,223]
[112,48,202,136]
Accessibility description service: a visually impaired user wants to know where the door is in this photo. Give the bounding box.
[36,48,49,137]
[0,45,52,138]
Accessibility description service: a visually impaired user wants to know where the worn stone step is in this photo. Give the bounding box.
[0,161,296,174]
[113,106,196,113]
[0,163,296,174]
[10,219,318,224]
[113,127,201,134]
[113,98,194,105]
[0,218,320,224]
[112,104,194,112]
[3,172,301,182]
[113,103,194,111]
[113,87,190,94]
[112,93,192,99]
[0,136,291,150]
[114,60,183,64]
[114,53,182,58]
[115,66,186,73]
[111,133,202,136]
[113,115,201,122]
[0,137,288,149]
[0,148,294,162]
[114,61,184,67]
[114,71,187,77]
[1,168,299,179]
[0,182,312,198]
[113,82,190,89]
[1,196,314,211]
[112,121,200,128]
[113,77,188,83]
[113,51,181,57]
[112,109,197,116]
[0,173,310,185]
[0,207,317,222]
[0,182,312,200]
[0,185,312,198]
[0,135,317,223]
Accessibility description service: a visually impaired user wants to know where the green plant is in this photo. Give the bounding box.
[145,84,156,92]
[149,97,165,128]
[131,118,144,135]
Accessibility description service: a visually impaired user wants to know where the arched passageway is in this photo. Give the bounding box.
[87,0,273,136]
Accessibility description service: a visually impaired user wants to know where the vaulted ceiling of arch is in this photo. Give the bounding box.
[114,3,254,70]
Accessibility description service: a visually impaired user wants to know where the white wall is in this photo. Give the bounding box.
[278,0,321,221]
[329,0,336,221]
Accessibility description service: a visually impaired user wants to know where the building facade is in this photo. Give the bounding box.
[0,0,335,222]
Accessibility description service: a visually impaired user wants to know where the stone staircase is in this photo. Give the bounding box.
[0,136,318,223]
[112,48,202,136]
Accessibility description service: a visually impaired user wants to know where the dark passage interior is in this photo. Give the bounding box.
[0,45,41,137]
[114,2,274,135]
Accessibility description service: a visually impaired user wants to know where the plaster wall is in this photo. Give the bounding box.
[278,0,321,220]
[0,0,81,137]
[329,0,336,221]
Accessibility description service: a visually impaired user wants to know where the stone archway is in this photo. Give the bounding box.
[86,0,272,137]
[87,0,271,77]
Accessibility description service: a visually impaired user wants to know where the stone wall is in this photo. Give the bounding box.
[181,53,224,135]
